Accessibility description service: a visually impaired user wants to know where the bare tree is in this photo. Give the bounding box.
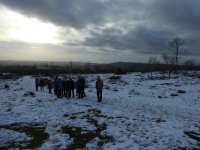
[160,54,176,78]
[169,55,176,65]
[162,53,169,64]
[148,56,160,77]
[184,59,195,66]
[148,57,154,65]
[168,37,185,65]
[148,56,159,65]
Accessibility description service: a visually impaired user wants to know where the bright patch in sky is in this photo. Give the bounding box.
[10,17,58,44]
[0,6,61,44]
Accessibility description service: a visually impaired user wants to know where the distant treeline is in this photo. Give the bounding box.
[0,62,199,75]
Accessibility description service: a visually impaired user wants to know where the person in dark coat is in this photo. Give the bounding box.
[69,78,74,98]
[77,76,81,98]
[40,78,44,91]
[65,78,70,98]
[79,77,85,99]
[62,79,66,97]
[96,77,103,102]
[54,77,58,96]
[57,79,62,98]
[82,77,86,97]
[75,78,79,97]
[35,77,39,91]
[48,80,52,94]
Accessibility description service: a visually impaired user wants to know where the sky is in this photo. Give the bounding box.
[0,0,199,64]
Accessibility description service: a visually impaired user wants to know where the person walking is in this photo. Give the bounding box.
[48,80,52,94]
[96,77,103,102]
[35,77,39,91]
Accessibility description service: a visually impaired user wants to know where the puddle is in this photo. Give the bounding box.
[0,122,49,149]
[62,109,113,149]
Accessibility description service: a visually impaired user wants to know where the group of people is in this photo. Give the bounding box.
[35,76,103,102]
[53,76,86,99]
[35,78,45,91]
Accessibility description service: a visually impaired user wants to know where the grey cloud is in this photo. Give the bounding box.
[0,0,110,28]
[0,0,148,28]
[82,26,175,54]
[1,0,199,32]
[0,0,200,61]
[149,0,200,32]
[83,25,200,56]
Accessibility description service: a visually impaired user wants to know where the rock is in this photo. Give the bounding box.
[37,99,42,102]
[104,85,110,90]
[177,90,186,94]
[129,89,140,96]
[24,93,28,97]
[24,92,36,97]
[113,87,118,91]
[149,85,156,89]
[109,76,121,80]
[171,93,178,97]
[6,108,11,112]
[29,92,35,96]
[175,85,181,87]
[5,84,9,89]
[64,114,69,117]
[154,118,166,123]
[160,83,173,86]
[158,96,162,99]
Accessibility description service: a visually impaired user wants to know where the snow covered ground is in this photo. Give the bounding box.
[0,72,200,150]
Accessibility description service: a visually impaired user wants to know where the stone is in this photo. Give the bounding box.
[177,90,186,94]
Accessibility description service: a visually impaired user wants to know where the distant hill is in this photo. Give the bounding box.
[0,60,199,74]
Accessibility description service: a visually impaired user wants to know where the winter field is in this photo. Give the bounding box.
[0,72,200,150]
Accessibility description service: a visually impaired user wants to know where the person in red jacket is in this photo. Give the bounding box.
[96,77,103,102]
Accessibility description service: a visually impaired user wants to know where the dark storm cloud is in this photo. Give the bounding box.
[150,0,200,32]
[0,0,200,57]
[81,0,200,56]
[0,0,110,28]
[0,0,147,28]
[82,26,176,54]
[83,25,200,56]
